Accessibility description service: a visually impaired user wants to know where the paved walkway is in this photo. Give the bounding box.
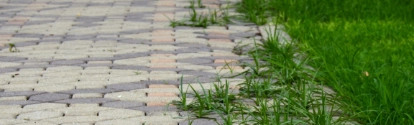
[0,0,261,124]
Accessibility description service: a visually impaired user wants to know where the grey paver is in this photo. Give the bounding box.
[0,100,40,105]
[55,98,115,104]
[29,93,71,102]
[102,101,145,108]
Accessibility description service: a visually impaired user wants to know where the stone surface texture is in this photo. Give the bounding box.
[0,0,262,124]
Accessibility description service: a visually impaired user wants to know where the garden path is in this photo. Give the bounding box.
[0,0,261,124]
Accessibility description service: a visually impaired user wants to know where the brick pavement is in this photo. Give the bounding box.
[0,0,262,124]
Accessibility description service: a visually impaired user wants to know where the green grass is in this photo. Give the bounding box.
[237,0,414,124]
[169,0,414,124]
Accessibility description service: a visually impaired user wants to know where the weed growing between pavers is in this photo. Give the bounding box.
[169,0,414,124]
[168,0,343,124]
[8,43,19,52]
[169,0,232,28]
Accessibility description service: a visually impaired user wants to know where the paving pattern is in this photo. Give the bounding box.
[0,0,262,124]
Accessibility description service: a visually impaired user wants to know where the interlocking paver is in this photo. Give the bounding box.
[102,101,145,108]
[22,103,68,113]
[34,84,75,92]
[0,0,258,124]
[29,93,70,102]
[17,111,63,120]
[98,109,145,118]
[0,96,27,101]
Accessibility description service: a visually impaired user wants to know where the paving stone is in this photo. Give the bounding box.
[15,121,57,125]
[144,122,178,125]
[113,52,149,59]
[146,102,171,106]
[111,65,148,70]
[37,77,79,84]
[0,91,45,97]
[95,119,142,125]
[98,109,145,118]
[0,96,27,101]
[59,88,117,94]
[146,111,179,117]
[76,75,111,82]
[0,113,17,119]
[179,119,221,125]
[29,93,71,102]
[50,60,86,65]
[214,59,239,64]
[46,66,83,71]
[0,56,27,62]
[147,92,177,97]
[72,93,103,98]
[53,105,108,116]
[180,76,216,83]
[101,99,144,108]
[0,118,31,125]
[0,100,40,105]
[17,110,63,120]
[109,75,148,83]
[0,68,19,73]
[34,84,75,92]
[44,116,110,124]
[148,84,177,88]
[175,47,211,53]
[55,98,115,104]
[130,106,177,113]
[176,58,213,64]
[104,91,146,101]
[106,82,147,91]
[42,71,81,77]
[0,105,22,114]
[177,65,214,71]
[22,103,68,112]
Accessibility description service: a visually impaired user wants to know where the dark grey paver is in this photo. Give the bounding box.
[80,63,114,67]
[106,83,147,91]
[0,100,40,105]
[13,33,44,38]
[231,32,258,38]
[180,76,216,84]
[29,93,71,102]
[51,60,86,65]
[141,80,181,85]
[55,98,115,104]
[14,41,39,47]
[175,48,211,53]
[0,56,27,62]
[59,88,118,94]
[113,52,149,59]
[176,58,213,64]
[111,65,148,70]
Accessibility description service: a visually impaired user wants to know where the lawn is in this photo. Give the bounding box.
[239,0,414,124]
